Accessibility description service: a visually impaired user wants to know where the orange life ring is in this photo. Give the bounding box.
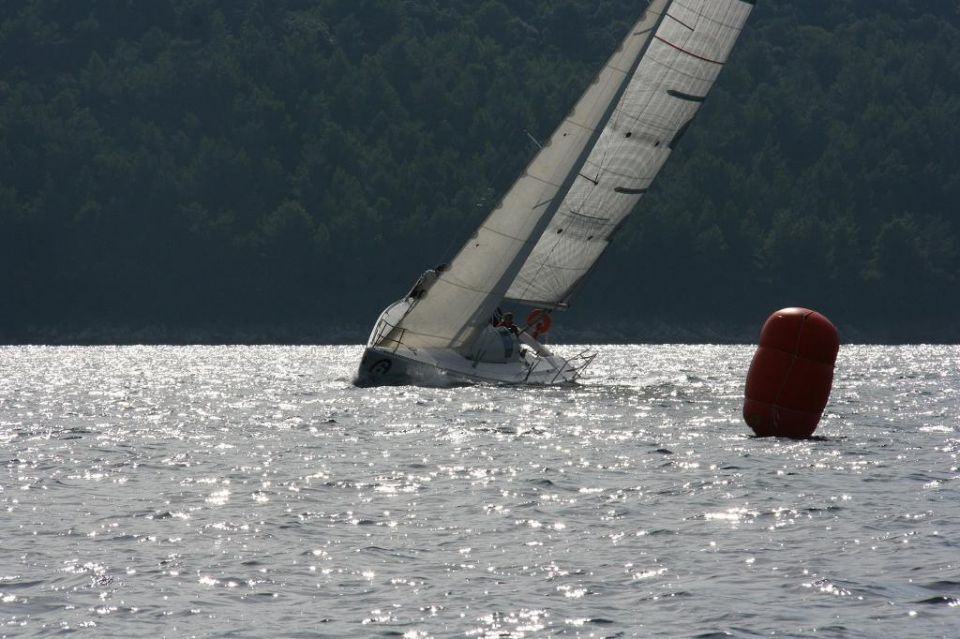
[525,309,553,338]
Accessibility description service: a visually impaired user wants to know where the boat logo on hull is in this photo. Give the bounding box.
[368,359,393,376]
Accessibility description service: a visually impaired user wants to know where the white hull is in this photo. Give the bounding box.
[356,343,590,387]
[355,300,594,387]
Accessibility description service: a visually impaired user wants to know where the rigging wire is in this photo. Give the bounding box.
[436,123,547,264]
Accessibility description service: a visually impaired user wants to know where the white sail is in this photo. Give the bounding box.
[382,0,673,352]
[506,0,755,308]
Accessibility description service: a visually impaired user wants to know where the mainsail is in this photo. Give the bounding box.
[381,0,753,353]
[507,0,755,307]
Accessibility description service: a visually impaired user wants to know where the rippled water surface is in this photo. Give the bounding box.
[1,345,958,638]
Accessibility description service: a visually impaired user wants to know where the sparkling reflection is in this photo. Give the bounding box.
[0,345,958,637]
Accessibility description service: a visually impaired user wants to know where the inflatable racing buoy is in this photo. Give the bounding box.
[743,308,840,438]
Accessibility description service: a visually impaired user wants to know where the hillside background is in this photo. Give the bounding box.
[2,0,958,343]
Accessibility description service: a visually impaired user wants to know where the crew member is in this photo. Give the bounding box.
[497,311,520,336]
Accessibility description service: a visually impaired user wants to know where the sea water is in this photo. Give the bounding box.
[1,345,957,638]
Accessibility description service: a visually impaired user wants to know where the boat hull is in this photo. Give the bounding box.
[355,298,595,387]
[355,344,592,387]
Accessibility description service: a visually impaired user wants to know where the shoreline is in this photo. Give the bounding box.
[2,320,958,346]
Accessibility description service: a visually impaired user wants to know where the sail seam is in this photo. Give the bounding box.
[644,55,726,82]
[563,117,598,134]
[439,279,503,296]
[670,0,749,30]
[580,162,657,182]
[666,13,696,32]
[518,172,563,189]
[502,298,570,310]
[519,261,592,273]
[478,225,544,244]
[653,35,726,66]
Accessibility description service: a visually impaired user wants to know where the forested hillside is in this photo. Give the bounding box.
[2,0,958,342]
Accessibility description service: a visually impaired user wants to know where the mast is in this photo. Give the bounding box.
[381,0,674,353]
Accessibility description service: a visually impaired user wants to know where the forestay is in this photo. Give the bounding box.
[382,0,673,352]
[506,0,755,308]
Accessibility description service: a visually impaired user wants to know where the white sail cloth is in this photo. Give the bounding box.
[385,0,674,352]
[507,0,755,307]
[382,0,753,352]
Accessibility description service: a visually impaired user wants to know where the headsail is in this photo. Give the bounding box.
[506,0,755,308]
[381,0,674,352]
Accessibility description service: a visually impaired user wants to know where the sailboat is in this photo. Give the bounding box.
[356,0,755,386]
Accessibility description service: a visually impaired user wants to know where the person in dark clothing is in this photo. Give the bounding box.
[497,311,520,336]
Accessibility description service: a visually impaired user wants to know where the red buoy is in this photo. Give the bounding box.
[743,308,840,438]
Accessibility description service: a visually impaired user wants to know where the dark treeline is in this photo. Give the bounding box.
[1,0,958,343]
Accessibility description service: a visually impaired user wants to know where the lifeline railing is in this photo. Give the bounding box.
[522,347,597,384]
[373,314,597,384]
[370,316,406,354]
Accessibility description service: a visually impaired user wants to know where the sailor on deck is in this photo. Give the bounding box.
[497,312,520,336]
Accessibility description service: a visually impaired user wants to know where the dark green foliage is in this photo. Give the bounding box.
[1,0,958,342]
[577,0,960,338]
